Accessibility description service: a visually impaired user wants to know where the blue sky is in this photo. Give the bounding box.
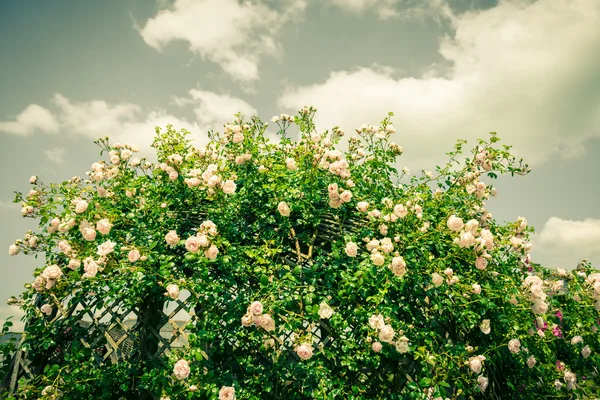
[1,0,600,329]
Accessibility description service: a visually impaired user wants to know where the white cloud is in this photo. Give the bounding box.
[279,0,600,168]
[139,0,306,82]
[44,147,67,164]
[327,0,450,20]
[0,90,256,156]
[531,217,600,269]
[173,88,257,128]
[0,104,59,136]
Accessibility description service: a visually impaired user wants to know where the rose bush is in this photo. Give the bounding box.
[3,107,600,399]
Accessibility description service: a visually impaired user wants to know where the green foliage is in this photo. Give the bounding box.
[3,108,599,399]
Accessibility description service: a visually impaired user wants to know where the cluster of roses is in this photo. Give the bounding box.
[465,354,489,392]
[367,314,409,354]
[327,183,353,209]
[507,338,537,369]
[241,301,276,332]
[522,275,549,316]
[182,160,237,195]
[165,220,220,260]
[168,359,235,400]
[447,215,494,270]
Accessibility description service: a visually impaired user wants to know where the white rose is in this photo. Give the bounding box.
[128,249,140,263]
[96,219,112,235]
[165,230,180,246]
[40,304,52,316]
[378,325,395,343]
[222,180,237,194]
[345,242,358,257]
[447,215,464,232]
[318,302,334,319]
[8,244,19,256]
[277,201,290,217]
[295,344,313,360]
[431,273,443,287]
[97,240,116,256]
[166,284,180,300]
[368,314,385,330]
[75,200,89,214]
[173,359,190,380]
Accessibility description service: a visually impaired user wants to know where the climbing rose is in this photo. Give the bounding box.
[372,341,382,352]
[447,215,464,232]
[219,386,236,400]
[75,200,88,214]
[128,249,140,263]
[318,302,334,319]
[96,219,112,235]
[378,325,395,343]
[508,338,521,354]
[527,355,536,368]
[477,376,489,392]
[8,244,19,256]
[345,242,358,257]
[97,240,116,256]
[173,359,190,380]
[296,344,313,360]
[249,301,263,316]
[166,284,180,300]
[277,201,290,217]
[165,230,179,246]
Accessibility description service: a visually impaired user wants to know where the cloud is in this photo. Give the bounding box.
[138,0,306,82]
[278,0,600,168]
[327,0,451,20]
[44,147,67,164]
[0,104,59,136]
[0,89,256,155]
[531,217,600,269]
[173,88,257,127]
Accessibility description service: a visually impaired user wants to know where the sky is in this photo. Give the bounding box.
[1,0,599,330]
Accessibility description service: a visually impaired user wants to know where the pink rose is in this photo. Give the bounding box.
[458,231,475,248]
[447,215,464,232]
[205,245,219,260]
[527,355,536,368]
[165,230,179,246]
[340,190,352,203]
[475,257,488,270]
[378,325,395,343]
[233,133,244,143]
[185,236,200,253]
[68,259,81,271]
[390,256,407,277]
[43,265,62,280]
[173,359,190,380]
[196,234,210,248]
[249,301,263,316]
[83,258,99,278]
[75,200,88,214]
[296,343,313,360]
[29,175,37,183]
[286,158,297,170]
[372,341,382,352]
[218,386,236,400]
[97,240,116,256]
[472,283,481,295]
[257,314,275,332]
[345,242,358,257]
[82,227,97,241]
[128,249,140,263]
[357,201,369,212]
[222,180,237,194]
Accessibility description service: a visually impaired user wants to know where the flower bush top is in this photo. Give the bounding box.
[5,107,600,399]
